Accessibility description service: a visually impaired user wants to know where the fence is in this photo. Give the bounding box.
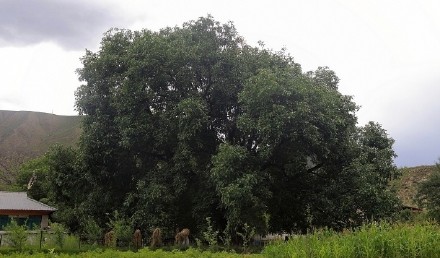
[0,230,70,249]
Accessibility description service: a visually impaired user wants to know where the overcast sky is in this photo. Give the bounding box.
[1,0,439,167]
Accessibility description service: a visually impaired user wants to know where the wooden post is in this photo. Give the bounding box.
[40,230,43,250]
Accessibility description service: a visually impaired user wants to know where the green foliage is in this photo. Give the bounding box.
[4,219,28,251]
[202,217,219,249]
[220,222,233,248]
[62,235,79,251]
[17,144,88,233]
[16,155,51,201]
[0,248,263,257]
[264,221,440,258]
[80,217,102,245]
[417,161,440,220]
[320,122,401,228]
[237,223,255,251]
[4,222,440,258]
[46,145,87,232]
[72,15,399,238]
[210,143,269,233]
[106,211,133,247]
[51,223,67,249]
[43,233,80,252]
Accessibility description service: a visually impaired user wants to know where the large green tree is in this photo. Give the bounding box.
[75,16,399,237]
[16,145,87,231]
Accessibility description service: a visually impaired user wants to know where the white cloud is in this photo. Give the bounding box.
[0,43,81,115]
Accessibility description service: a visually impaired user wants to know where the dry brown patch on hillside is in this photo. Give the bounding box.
[394,165,436,207]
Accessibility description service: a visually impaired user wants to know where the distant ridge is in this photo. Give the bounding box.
[394,165,436,208]
[0,110,81,186]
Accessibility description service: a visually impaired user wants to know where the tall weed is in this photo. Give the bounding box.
[202,217,219,249]
[3,220,27,251]
[263,221,440,258]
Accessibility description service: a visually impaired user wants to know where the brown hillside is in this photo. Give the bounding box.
[0,110,81,185]
[394,165,436,207]
[0,111,82,152]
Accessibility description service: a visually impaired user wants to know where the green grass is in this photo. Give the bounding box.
[1,248,262,258]
[263,221,440,258]
[3,221,440,257]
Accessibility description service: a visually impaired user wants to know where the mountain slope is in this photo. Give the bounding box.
[394,165,436,208]
[0,110,81,154]
[0,110,81,185]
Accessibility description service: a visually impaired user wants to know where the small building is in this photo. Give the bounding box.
[0,191,56,230]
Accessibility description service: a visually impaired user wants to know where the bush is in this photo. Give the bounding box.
[202,217,219,249]
[106,211,133,247]
[50,223,67,249]
[237,223,255,252]
[4,220,27,251]
[80,217,102,245]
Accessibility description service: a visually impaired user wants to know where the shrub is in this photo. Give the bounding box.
[106,211,132,247]
[50,223,67,249]
[237,223,255,252]
[202,217,219,249]
[4,220,27,251]
[80,217,102,245]
[220,225,232,249]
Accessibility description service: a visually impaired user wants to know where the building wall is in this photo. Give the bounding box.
[0,213,49,230]
[41,215,49,229]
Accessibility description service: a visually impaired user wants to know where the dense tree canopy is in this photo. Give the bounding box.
[39,16,401,237]
[17,145,86,231]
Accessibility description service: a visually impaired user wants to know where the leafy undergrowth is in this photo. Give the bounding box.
[4,221,440,257]
[1,248,262,258]
[264,221,440,258]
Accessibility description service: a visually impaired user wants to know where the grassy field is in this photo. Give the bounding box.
[3,221,440,257]
[1,248,261,258]
[264,221,440,258]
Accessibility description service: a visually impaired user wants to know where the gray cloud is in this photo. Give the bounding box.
[394,136,440,167]
[0,0,127,50]
[391,95,440,167]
